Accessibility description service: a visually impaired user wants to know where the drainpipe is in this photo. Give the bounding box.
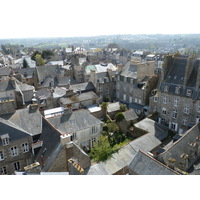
[15,81,25,105]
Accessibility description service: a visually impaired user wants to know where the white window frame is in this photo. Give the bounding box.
[2,138,9,146]
[174,97,179,107]
[183,106,190,114]
[164,85,169,92]
[182,118,187,126]
[138,98,141,104]
[162,107,167,115]
[154,97,158,102]
[11,146,18,157]
[22,143,29,153]
[186,89,192,96]
[129,96,133,103]
[123,94,126,101]
[70,133,77,141]
[92,126,96,134]
[163,96,167,104]
[197,104,200,113]
[172,110,177,119]
[175,86,180,94]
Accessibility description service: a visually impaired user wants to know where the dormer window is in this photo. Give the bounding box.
[1,134,10,146]
[175,86,180,94]
[164,85,169,92]
[186,89,192,97]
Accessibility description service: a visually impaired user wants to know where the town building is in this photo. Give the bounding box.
[149,55,200,134]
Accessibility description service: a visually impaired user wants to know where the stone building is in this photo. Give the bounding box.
[149,55,200,134]
[44,108,103,151]
[89,67,117,102]
[0,118,33,175]
[116,60,158,115]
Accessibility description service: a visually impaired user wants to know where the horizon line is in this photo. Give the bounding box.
[0,33,200,40]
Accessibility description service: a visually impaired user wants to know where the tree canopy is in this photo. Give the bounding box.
[23,58,29,68]
[35,54,45,66]
[90,135,113,162]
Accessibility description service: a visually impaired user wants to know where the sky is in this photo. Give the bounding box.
[0,0,200,39]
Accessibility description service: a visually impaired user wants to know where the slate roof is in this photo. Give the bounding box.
[85,63,117,75]
[36,117,63,171]
[0,78,14,92]
[84,132,161,175]
[59,91,98,105]
[35,88,52,99]
[107,102,120,113]
[36,65,62,83]
[69,82,95,93]
[120,61,138,79]
[13,68,35,78]
[123,109,138,121]
[15,83,34,92]
[0,117,31,145]
[160,57,200,100]
[164,57,187,85]
[1,107,43,136]
[0,67,11,76]
[46,109,102,134]
[159,123,200,171]
[134,118,168,141]
[129,150,179,175]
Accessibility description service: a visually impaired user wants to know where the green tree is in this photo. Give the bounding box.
[120,104,127,112]
[101,102,108,121]
[90,135,113,162]
[31,50,41,61]
[115,112,125,122]
[35,54,45,66]
[41,50,54,60]
[23,58,29,68]
[107,122,119,133]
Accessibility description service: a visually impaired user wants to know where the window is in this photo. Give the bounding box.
[174,97,179,107]
[124,76,127,83]
[92,126,96,134]
[183,106,190,114]
[1,134,10,146]
[138,99,141,104]
[163,96,167,104]
[175,86,180,94]
[14,162,20,171]
[164,85,169,92]
[135,98,138,103]
[182,119,187,126]
[171,122,178,131]
[123,94,126,101]
[70,133,76,141]
[154,97,158,102]
[0,166,7,175]
[197,104,200,113]
[162,107,167,115]
[99,86,103,92]
[22,143,29,153]
[0,151,4,161]
[91,138,96,147]
[186,89,192,97]
[172,110,177,119]
[129,96,133,103]
[11,146,18,157]
[106,88,109,95]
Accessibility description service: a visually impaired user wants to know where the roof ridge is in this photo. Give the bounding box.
[139,150,180,175]
[160,123,199,154]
